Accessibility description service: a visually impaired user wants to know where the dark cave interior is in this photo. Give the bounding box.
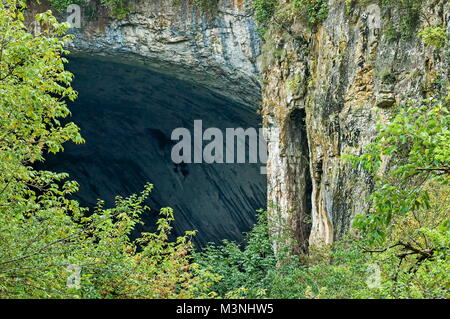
[41,56,267,246]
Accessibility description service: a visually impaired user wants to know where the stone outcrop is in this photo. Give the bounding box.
[260,0,448,249]
[27,0,262,107]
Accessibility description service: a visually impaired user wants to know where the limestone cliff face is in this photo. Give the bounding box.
[28,0,261,106]
[74,0,260,107]
[260,0,449,250]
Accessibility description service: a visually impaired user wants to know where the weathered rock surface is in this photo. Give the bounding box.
[29,0,262,107]
[261,0,448,249]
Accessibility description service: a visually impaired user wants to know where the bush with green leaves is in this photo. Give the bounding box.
[347,96,449,244]
[47,0,85,12]
[199,91,450,299]
[345,90,450,298]
[381,0,422,40]
[194,211,277,298]
[0,0,215,298]
[293,0,329,25]
[195,211,373,299]
[253,0,278,28]
[418,26,448,49]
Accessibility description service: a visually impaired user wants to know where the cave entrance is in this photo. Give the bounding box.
[286,108,312,254]
[43,56,267,246]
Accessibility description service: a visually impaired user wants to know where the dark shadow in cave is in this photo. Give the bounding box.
[286,108,312,254]
[42,56,267,246]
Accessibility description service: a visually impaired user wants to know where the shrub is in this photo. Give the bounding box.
[418,26,448,49]
[293,0,329,25]
[0,0,214,298]
[346,90,450,298]
[253,0,278,27]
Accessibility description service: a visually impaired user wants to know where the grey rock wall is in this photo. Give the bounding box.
[69,0,262,107]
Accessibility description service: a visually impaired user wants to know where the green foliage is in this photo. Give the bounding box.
[196,212,371,299]
[1,0,448,300]
[48,0,131,18]
[170,0,219,14]
[418,26,448,49]
[383,22,400,41]
[47,0,85,12]
[100,0,130,18]
[0,0,215,298]
[366,190,450,298]
[197,207,449,299]
[252,0,330,35]
[344,90,450,298]
[194,211,277,298]
[293,0,329,25]
[253,0,278,27]
[345,0,353,15]
[347,96,449,243]
[287,74,303,93]
[381,0,422,40]
[346,0,422,40]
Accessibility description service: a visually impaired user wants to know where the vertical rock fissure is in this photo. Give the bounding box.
[286,108,312,254]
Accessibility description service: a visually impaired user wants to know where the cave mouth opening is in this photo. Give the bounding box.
[42,56,267,246]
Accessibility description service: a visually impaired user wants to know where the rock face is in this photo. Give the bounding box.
[28,0,262,107]
[260,0,448,249]
[27,0,448,248]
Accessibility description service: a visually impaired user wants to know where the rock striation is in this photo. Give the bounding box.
[260,0,448,249]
